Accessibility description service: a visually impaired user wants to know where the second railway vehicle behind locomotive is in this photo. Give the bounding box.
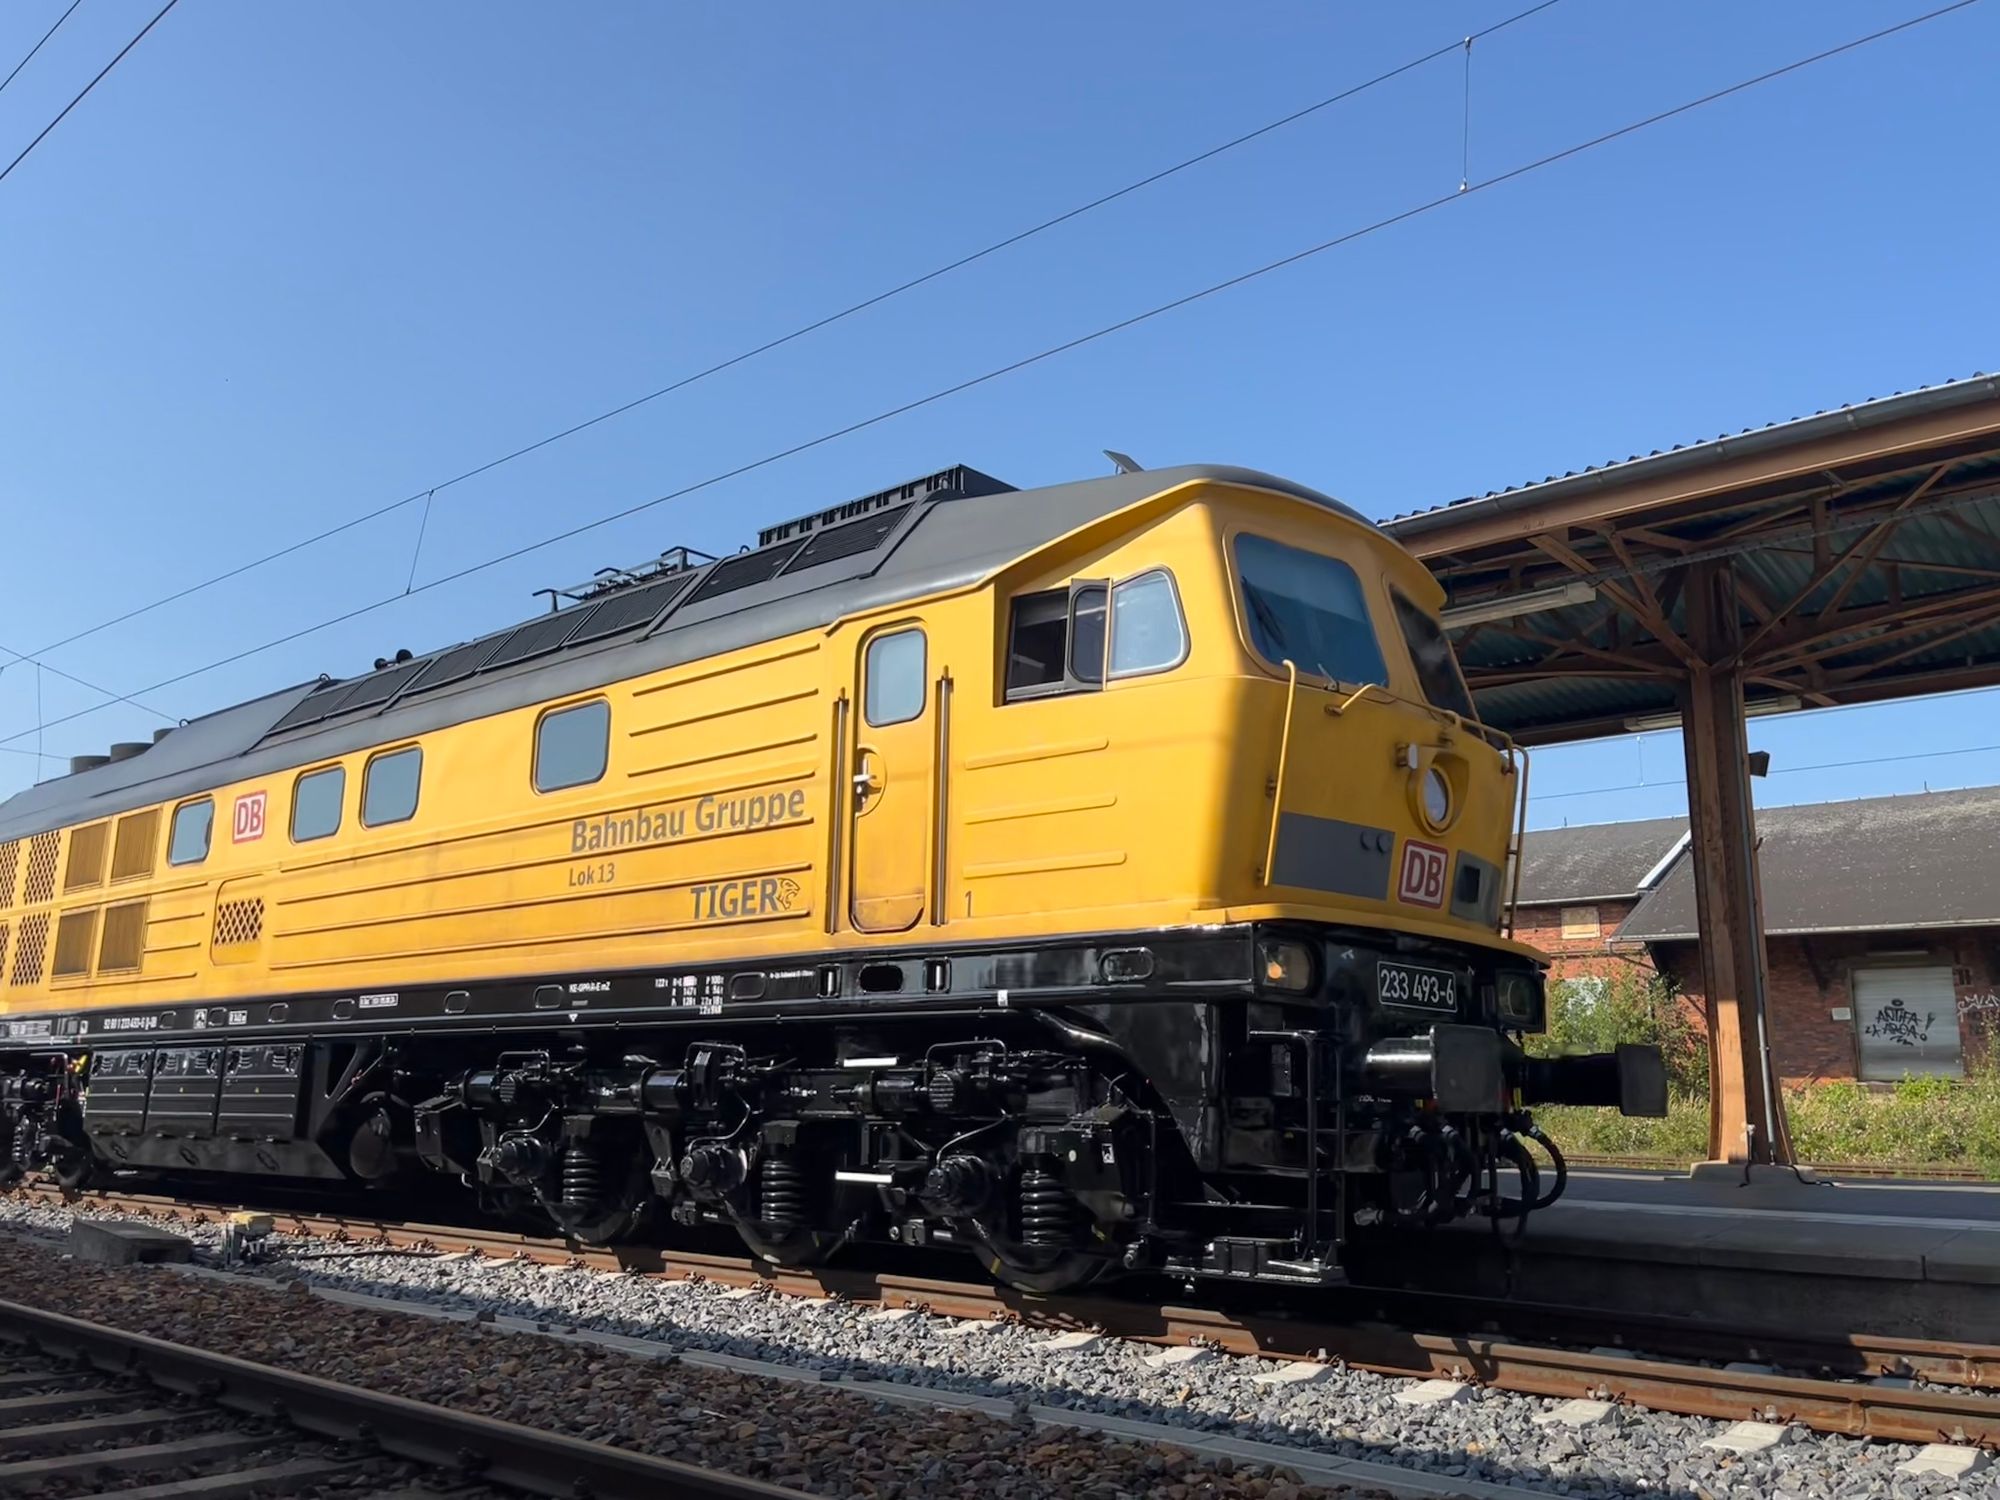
[0,464,1662,1289]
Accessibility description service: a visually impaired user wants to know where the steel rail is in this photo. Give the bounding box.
[0,1294,805,1500]
[22,1181,2000,1446]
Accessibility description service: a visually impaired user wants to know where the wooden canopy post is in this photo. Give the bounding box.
[1678,559,1796,1168]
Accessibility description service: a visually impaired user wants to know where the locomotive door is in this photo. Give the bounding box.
[849,626,932,932]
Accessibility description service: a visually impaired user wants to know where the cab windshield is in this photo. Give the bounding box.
[1234,534,1387,686]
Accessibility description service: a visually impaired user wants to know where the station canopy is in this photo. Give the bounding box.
[1385,373,2000,746]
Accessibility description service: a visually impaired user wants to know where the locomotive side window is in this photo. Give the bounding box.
[362,746,423,827]
[864,630,926,727]
[1234,534,1387,687]
[1005,591,1069,697]
[1391,590,1476,718]
[1068,585,1107,686]
[1107,570,1188,678]
[167,798,215,866]
[291,766,345,842]
[535,699,610,792]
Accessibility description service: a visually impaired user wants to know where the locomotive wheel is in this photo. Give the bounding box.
[977,1240,1114,1295]
[733,1220,844,1268]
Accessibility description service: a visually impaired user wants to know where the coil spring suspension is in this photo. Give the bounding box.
[560,1141,604,1212]
[10,1120,37,1171]
[759,1155,804,1229]
[1018,1162,1074,1248]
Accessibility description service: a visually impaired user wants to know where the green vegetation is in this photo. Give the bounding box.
[1528,972,2000,1176]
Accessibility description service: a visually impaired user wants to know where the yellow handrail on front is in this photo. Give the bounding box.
[1262,659,1299,887]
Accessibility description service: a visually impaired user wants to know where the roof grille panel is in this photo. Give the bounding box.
[781,503,912,574]
[568,573,695,647]
[267,680,353,735]
[331,655,434,717]
[481,605,601,673]
[685,540,807,607]
[402,634,507,696]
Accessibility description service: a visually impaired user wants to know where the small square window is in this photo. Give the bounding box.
[864,631,926,727]
[168,799,215,866]
[536,700,611,792]
[291,766,345,842]
[1560,905,1600,941]
[362,747,422,827]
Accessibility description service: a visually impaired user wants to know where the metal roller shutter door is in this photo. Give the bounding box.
[1853,966,1962,1080]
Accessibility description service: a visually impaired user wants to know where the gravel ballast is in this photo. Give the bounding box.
[1,1195,1989,1498]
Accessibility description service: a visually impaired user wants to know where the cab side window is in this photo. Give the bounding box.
[167,798,215,866]
[1006,571,1187,701]
[535,700,610,792]
[1391,590,1476,718]
[1107,570,1187,678]
[291,766,345,842]
[362,747,422,827]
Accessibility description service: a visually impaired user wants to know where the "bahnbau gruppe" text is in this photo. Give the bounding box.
[570,788,809,854]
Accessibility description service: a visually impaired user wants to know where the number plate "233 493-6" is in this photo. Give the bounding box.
[1377,961,1459,1013]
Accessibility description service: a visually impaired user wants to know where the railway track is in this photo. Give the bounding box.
[17,1181,2000,1452]
[0,1283,803,1499]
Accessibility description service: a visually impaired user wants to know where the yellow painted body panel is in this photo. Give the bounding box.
[0,480,1533,1020]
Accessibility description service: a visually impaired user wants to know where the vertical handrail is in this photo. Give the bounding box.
[824,693,849,935]
[1261,660,1299,887]
[1505,744,1530,937]
[930,671,952,926]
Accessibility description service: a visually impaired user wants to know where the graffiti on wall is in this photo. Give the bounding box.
[1959,991,2000,1018]
[1863,997,1938,1049]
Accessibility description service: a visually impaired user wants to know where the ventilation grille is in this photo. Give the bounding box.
[97,901,148,974]
[111,810,160,882]
[483,608,597,672]
[573,573,695,646]
[65,823,109,892]
[10,911,49,986]
[686,540,807,606]
[23,833,59,905]
[53,909,98,979]
[782,502,913,573]
[213,898,265,948]
[268,680,352,736]
[402,635,506,696]
[330,655,432,718]
[0,841,17,909]
[0,922,8,976]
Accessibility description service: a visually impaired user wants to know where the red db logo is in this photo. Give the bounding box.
[1397,839,1448,909]
[233,791,268,844]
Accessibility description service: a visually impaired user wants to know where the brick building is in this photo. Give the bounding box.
[1512,815,1685,987]
[1520,786,2000,1084]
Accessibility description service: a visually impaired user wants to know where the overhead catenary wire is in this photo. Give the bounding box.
[0,0,85,99]
[5,0,1567,672]
[0,0,1980,758]
[0,0,179,188]
[1531,737,2000,804]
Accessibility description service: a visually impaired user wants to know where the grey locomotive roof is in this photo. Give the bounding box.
[0,464,1368,843]
[1514,815,1688,906]
[1615,784,2000,942]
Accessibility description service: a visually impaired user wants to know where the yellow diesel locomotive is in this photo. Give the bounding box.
[0,464,1661,1288]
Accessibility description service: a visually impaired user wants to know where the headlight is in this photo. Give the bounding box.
[1422,766,1452,828]
[1257,938,1316,994]
[1496,971,1545,1031]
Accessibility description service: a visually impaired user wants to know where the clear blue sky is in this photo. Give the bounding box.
[0,1,1992,828]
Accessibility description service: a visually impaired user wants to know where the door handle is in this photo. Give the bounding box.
[852,752,882,806]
